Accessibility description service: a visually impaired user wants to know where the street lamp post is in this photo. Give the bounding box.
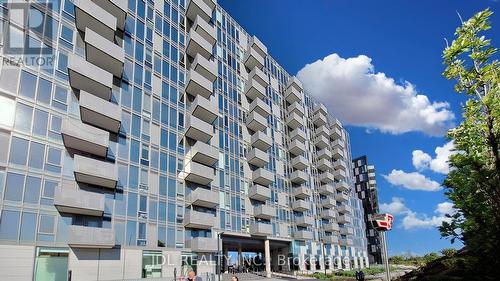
[217,232,224,281]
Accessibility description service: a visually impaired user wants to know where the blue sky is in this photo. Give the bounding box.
[219,0,500,255]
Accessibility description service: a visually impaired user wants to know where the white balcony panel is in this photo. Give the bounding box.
[291,155,308,170]
[316,148,332,160]
[186,69,213,99]
[251,131,272,151]
[186,141,218,166]
[323,236,339,244]
[186,237,218,252]
[286,76,303,92]
[292,200,309,212]
[286,112,304,129]
[332,140,345,150]
[73,0,117,41]
[54,188,105,217]
[91,0,127,31]
[84,28,124,77]
[192,15,216,45]
[338,205,353,214]
[248,185,271,202]
[314,135,329,150]
[340,227,354,235]
[187,29,213,60]
[246,111,267,132]
[79,91,121,133]
[319,171,335,183]
[313,113,327,126]
[287,102,304,117]
[294,230,313,240]
[252,168,273,186]
[333,169,346,180]
[318,185,335,195]
[292,186,310,199]
[290,170,307,184]
[185,115,213,143]
[321,209,336,220]
[321,198,336,208]
[184,210,215,229]
[244,79,266,100]
[254,205,274,220]
[187,188,218,208]
[191,54,217,82]
[331,118,343,131]
[338,215,353,224]
[335,193,349,202]
[68,226,115,248]
[337,181,350,192]
[333,160,347,171]
[249,98,271,118]
[330,127,342,140]
[289,128,306,143]
[182,161,215,186]
[248,148,269,168]
[324,223,339,232]
[61,118,109,157]
[190,95,218,124]
[249,36,268,58]
[244,48,264,70]
[249,223,272,236]
[186,0,213,22]
[315,125,330,138]
[74,155,117,189]
[339,238,354,246]
[295,216,314,227]
[314,103,328,116]
[316,158,331,172]
[288,139,306,156]
[249,67,268,87]
[68,55,113,101]
[332,148,345,160]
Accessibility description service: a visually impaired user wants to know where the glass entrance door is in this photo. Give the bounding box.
[34,247,68,281]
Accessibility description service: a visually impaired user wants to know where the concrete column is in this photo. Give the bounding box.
[238,246,242,267]
[264,239,271,278]
[223,247,229,273]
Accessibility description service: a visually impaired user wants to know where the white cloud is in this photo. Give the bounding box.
[382,169,442,191]
[296,53,455,136]
[379,197,409,215]
[401,202,457,230]
[411,141,456,174]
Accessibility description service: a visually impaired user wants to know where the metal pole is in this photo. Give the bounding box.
[381,232,391,281]
[217,232,221,281]
[321,240,327,275]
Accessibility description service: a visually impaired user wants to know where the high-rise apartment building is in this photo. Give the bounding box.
[352,156,383,264]
[0,0,369,280]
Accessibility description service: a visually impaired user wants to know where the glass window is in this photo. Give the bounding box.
[29,141,45,169]
[19,71,37,99]
[0,210,20,240]
[14,103,33,132]
[46,147,62,173]
[126,220,136,246]
[36,77,52,105]
[39,215,55,233]
[142,251,163,277]
[127,192,138,217]
[9,137,29,166]
[33,109,49,137]
[24,176,41,204]
[0,132,9,165]
[20,212,37,241]
[0,95,15,128]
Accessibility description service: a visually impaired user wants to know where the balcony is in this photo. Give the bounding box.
[73,0,117,41]
[252,168,273,186]
[79,91,121,133]
[185,115,213,143]
[84,28,124,77]
[186,0,213,22]
[316,159,331,172]
[333,169,346,180]
[251,131,272,151]
[68,225,115,248]
[339,238,354,246]
[248,36,267,58]
[295,216,314,227]
[254,205,274,220]
[186,188,218,208]
[292,186,310,199]
[319,171,335,184]
[294,230,313,240]
[68,55,113,101]
[321,209,336,219]
[186,237,218,253]
[338,215,352,225]
[332,139,345,149]
[315,125,330,138]
[249,67,268,87]
[73,155,117,189]
[248,148,269,168]
[287,102,304,117]
[244,48,264,70]
[186,69,213,100]
[191,15,216,46]
[340,227,354,235]
[336,181,350,192]
[289,128,306,143]
[323,236,339,244]
[316,148,332,160]
[190,95,218,124]
[249,223,272,236]
[314,135,329,150]
[331,118,343,131]
[338,205,353,214]
[182,161,215,186]
[186,141,218,166]
[186,29,213,60]
[318,185,335,195]
[286,76,303,92]
[292,200,309,212]
[285,87,303,104]
[184,210,216,229]
[291,155,308,170]
[61,118,109,157]
[288,139,306,156]
[91,0,127,31]
[335,193,349,202]
[314,103,328,116]
[290,170,307,184]
[330,127,342,139]
[333,159,347,171]
[54,188,105,217]
[321,197,336,208]
[244,79,266,100]
[324,223,339,232]
[332,148,345,160]
[313,113,327,126]
[249,98,271,118]
[191,54,217,82]
[248,185,271,202]
[246,111,267,132]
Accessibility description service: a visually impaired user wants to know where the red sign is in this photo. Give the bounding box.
[371,213,394,231]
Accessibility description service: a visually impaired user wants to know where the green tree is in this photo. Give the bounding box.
[440,248,457,258]
[441,8,500,276]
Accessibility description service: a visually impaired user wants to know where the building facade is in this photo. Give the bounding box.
[352,156,383,264]
[0,0,369,280]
